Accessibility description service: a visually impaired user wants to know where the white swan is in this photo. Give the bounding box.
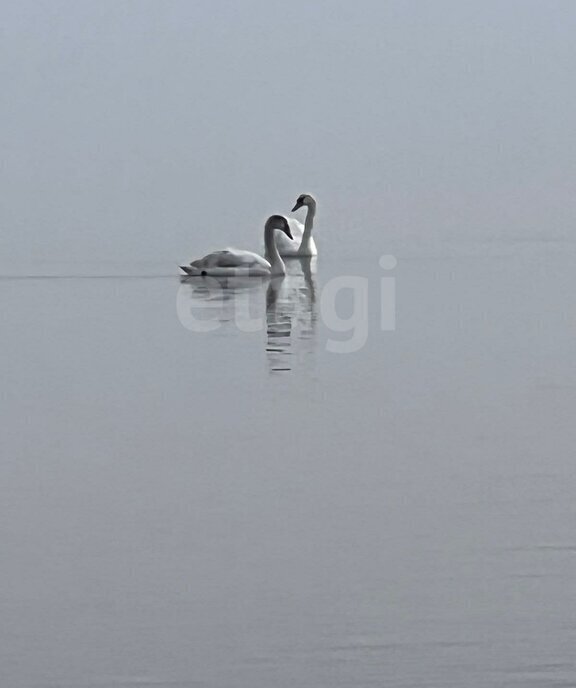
[180,215,293,277]
[273,194,318,257]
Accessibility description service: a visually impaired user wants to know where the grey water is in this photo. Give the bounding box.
[2,239,576,688]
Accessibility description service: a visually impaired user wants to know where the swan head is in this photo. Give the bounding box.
[266,214,293,240]
[291,193,316,212]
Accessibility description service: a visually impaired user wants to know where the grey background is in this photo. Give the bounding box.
[2,2,576,687]
[2,0,575,265]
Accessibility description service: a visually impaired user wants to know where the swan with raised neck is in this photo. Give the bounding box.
[264,215,290,275]
[291,193,317,256]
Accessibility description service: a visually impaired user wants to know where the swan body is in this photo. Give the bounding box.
[181,215,293,277]
[272,194,318,257]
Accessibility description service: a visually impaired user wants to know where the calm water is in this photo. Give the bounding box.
[2,240,576,688]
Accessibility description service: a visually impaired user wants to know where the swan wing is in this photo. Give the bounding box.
[288,218,304,240]
[182,248,271,276]
[215,248,270,269]
[269,218,304,256]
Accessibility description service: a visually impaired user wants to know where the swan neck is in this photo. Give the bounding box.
[300,201,316,249]
[264,224,286,275]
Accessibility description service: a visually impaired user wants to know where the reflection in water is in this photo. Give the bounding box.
[177,274,267,332]
[177,259,317,374]
[266,257,317,374]
[7,246,576,687]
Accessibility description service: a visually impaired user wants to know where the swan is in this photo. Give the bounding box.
[180,215,293,277]
[273,193,318,257]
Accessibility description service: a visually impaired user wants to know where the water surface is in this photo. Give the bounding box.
[1,240,576,687]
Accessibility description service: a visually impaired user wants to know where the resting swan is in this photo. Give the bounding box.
[180,215,293,277]
[273,193,318,257]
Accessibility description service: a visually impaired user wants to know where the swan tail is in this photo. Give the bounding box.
[180,262,209,276]
[180,265,203,276]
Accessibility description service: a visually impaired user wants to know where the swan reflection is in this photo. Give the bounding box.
[177,275,266,332]
[266,257,317,373]
[177,259,317,373]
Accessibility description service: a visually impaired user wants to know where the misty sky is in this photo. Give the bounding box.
[1,0,575,264]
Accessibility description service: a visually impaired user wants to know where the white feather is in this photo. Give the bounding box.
[181,216,290,277]
[272,194,318,257]
[273,219,317,256]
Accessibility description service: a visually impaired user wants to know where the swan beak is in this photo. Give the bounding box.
[285,227,293,240]
[291,202,302,212]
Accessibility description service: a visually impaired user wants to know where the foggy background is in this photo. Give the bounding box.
[1,0,575,266]
[3,4,576,686]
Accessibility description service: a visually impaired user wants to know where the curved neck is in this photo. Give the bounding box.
[300,201,316,250]
[264,223,286,275]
